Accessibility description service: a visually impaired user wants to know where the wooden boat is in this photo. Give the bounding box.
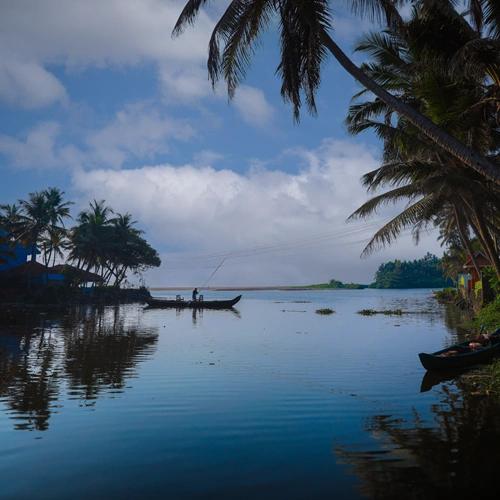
[145,295,242,310]
[418,328,500,371]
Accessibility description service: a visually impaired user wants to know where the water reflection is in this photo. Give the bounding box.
[337,382,500,499]
[163,306,240,326]
[0,306,158,431]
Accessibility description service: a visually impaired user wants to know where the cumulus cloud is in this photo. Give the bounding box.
[0,122,83,169]
[0,0,214,108]
[86,103,195,168]
[0,57,67,108]
[71,139,441,285]
[233,85,274,127]
[0,0,276,131]
[0,103,194,170]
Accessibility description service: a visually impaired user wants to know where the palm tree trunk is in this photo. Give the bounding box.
[320,31,500,184]
[453,205,481,277]
[471,206,500,279]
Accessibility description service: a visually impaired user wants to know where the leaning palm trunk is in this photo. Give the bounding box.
[470,205,500,279]
[463,208,500,279]
[320,31,500,184]
[453,205,481,277]
[173,1,500,185]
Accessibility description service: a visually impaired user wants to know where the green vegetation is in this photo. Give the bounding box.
[474,296,500,331]
[310,254,452,290]
[433,288,458,303]
[343,4,499,279]
[308,279,368,290]
[315,308,335,315]
[358,309,404,316]
[69,201,160,287]
[371,254,451,289]
[0,188,160,289]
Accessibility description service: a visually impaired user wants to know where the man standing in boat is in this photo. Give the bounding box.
[192,288,199,302]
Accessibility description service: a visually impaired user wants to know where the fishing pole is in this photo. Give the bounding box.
[202,257,227,288]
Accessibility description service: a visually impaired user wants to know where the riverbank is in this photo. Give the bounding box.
[0,286,152,310]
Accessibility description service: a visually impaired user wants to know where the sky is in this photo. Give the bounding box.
[0,0,442,286]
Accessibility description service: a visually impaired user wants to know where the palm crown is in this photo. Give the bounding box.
[174,0,500,183]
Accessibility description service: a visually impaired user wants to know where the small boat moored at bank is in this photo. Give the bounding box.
[418,328,500,371]
[145,295,242,310]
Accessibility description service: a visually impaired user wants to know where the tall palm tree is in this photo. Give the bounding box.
[173,0,500,183]
[43,187,72,230]
[69,203,160,286]
[344,7,500,276]
[17,192,50,262]
[17,188,72,263]
[69,200,115,274]
[0,203,23,238]
[41,227,70,267]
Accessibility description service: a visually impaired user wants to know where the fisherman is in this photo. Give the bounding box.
[192,288,199,301]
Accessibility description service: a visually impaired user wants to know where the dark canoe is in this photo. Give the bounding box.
[145,295,242,310]
[418,328,500,371]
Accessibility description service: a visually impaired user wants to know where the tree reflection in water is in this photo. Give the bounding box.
[0,306,158,431]
[336,382,500,499]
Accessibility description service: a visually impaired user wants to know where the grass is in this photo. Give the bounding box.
[357,308,404,316]
[315,308,335,315]
[474,296,500,331]
[433,287,458,303]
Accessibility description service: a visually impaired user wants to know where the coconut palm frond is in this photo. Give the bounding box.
[360,195,436,256]
[361,159,441,190]
[172,0,211,36]
[482,0,500,38]
[277,0,331,119]
[355,31,408,69]
[350,0,406,28]
[348,184,425,222]
[346,99,392,129]
[216,0,274,96]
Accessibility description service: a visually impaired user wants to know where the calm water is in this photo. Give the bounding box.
[1,289,499,499]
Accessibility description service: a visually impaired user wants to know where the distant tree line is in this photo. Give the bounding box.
[318,253,451,289]
[0,187,160,287]
[371,253,452,289]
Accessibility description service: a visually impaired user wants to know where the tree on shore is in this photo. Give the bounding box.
[345,3,500,277]
[69,201,161,286]
[173,0,500,183]
[0,188,72,263]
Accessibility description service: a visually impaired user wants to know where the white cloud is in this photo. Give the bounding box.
[0,122,65,168]
[86,103,195,168]
[233,85,274,127]
[159,65,213,102]
[71,139,442,285]
[0,103,194,170]
[0,0,214,108]
[0,57,67,108]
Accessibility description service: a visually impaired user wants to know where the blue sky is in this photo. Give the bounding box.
[0,1,441,285]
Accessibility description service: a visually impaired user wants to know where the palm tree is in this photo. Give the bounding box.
[69,200,115,274]
[41,227,70,267]
[344,7,500,276]
[17,192,50,262]
[173,0,500,183]
[0,203,23,237]
[43,187,72,230]
[17,188,72,263]
[69,202,161,286]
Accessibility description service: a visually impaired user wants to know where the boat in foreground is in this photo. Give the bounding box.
[145,295,242,310]
[418,328,500,371]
